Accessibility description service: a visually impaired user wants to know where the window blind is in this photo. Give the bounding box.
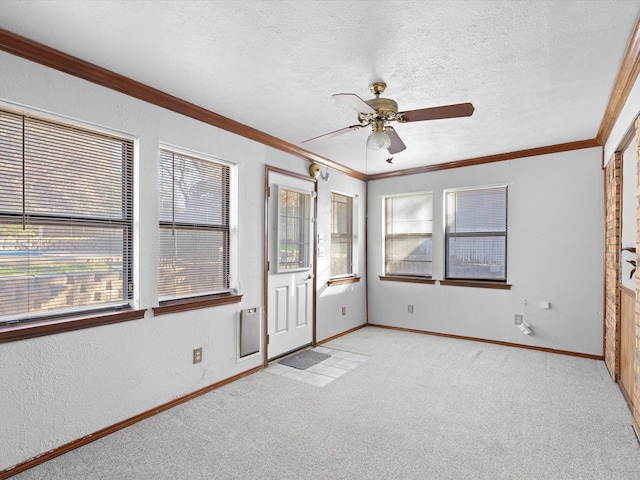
[445,185,507,280]
[384,193,433,276]
[158,149,230,301]
[0,109,134,324]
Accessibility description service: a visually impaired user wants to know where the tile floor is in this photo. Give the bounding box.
[264,346,371,387]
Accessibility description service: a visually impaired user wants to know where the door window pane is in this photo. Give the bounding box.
[278,188,311,271]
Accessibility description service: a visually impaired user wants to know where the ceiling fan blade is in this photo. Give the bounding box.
[385,126,406,154]
[302,124,364,145]
[400,102,475,122]
[333,93,377,114]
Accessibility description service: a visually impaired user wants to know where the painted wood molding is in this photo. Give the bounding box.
[597,15,640,145]
[0,27,366,181]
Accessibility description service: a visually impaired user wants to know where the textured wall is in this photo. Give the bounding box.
[315,171,368,342]
[0,51,367,472]
[367,148,605,355]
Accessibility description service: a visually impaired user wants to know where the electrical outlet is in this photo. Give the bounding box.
[193,347,202,364]
[514,314,523,325]
[408,305,414,314]
[341,306,346,316]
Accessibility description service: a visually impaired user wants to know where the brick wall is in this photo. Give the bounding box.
[634,118,640,437]
[604,152,622,380]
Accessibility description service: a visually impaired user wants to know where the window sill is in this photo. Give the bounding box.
[0,307,146,344]
[440,280,511,290]
[327,276,361,287]
[379,275,436,285]
[154,292,243,316]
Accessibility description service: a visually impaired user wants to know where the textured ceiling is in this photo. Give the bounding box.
[0,0,638,174]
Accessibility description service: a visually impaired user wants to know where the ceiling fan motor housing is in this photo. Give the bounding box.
[359,97,399,125]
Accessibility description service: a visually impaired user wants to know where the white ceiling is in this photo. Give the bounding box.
[0,0,638,175]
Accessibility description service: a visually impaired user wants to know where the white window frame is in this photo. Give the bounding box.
[382,192,433,277]
[0,102,136,324]
[330,190,356,279]
[158,144,237,302]
[444,184,508,282]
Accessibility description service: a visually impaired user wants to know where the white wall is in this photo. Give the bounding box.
[367,148,604,355]
[315,170,368,341]
[0,51,366,471]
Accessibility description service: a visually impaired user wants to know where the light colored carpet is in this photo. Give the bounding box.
[12,326,640,479]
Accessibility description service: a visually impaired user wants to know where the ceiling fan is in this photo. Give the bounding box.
[303,82,474,155]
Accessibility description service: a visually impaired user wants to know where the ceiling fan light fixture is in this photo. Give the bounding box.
[366,120,391,150]
[366,131,391,150]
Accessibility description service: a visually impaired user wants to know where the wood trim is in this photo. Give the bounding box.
[316,323,368,345]
[439,279,512,290]
[313,177,318,348]
[378,275,436,285]
[597,15,640,145]
[0,308,146,344]
[616,119,638,155]
[0,365,262,480]
[152,293,242,316]
[263,166,270,368]
[263,166,319,367]
[633,420,640,445]
[368,324,603,360]
[367,139,600,180]
[327,276,361,286]
[619,378,634,413]
[0,27,366,182]
[602,163,607,356]
[0,27,611,183]
[621,285,635,297]
[266,164,318,183]
[619,286,635,411]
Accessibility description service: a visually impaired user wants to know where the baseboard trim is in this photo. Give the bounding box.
[633,420,640,446]
[317,323,368,345]
[367,324,604,360]
[618,380,634,413]
[0,365,263,480]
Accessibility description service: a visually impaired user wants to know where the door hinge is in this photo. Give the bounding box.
[267,261,270,271]
[267,334,270,345]
[267,186,271,197]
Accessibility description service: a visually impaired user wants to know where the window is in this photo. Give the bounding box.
[158,148,231,301]
[0,108,134,324]
[277,186,311,272]
[445,185,507,281]
[331,192,354,277]
[384,193,433,276]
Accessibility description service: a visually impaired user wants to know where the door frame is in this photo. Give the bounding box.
[610,120,637,414]
[263,165,317,367]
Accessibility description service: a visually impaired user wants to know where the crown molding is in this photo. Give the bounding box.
[0,27,366,182]
[366,138,601,180]
[597,15,640,145]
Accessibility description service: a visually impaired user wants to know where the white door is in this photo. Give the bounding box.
[267,171,315,360]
